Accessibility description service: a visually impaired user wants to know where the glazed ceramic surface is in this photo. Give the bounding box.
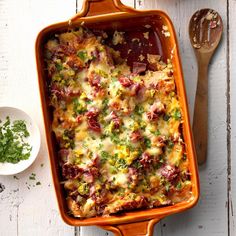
[35,0,199,235]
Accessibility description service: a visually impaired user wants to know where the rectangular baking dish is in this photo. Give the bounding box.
[35,0,200,235]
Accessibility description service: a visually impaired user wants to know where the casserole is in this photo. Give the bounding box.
[35,0,199,235]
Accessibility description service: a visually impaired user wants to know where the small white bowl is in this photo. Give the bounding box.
[0,107,41,175]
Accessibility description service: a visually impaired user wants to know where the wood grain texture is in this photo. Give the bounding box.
[0,0,231,236]
[75,1,135,235]
[0,1,18,235]
[136,1,228,236]
[229,0,235,235]
[0,0,76,236]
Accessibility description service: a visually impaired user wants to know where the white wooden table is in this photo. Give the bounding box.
[0,0,235,235]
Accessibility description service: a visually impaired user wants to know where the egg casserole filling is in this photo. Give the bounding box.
[44,27,193,218]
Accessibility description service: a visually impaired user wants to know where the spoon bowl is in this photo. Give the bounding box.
[189,9,223,55]
[189,9,223,165]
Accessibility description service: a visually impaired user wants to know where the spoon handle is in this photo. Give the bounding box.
[192,60,209,165]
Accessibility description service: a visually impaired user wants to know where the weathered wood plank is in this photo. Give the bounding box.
[0,0,76,235]
[76,0,135,235]
[136,1,228,236]
[229,0,235,235]
[0,0,18,235]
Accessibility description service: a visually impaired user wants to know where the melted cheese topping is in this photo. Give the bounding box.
[44,27,193,218]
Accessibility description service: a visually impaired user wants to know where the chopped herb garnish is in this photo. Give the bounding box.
[134,105,144,115]
[143,137,151,148]
[73,98,87,115]
[168,140,174,149]
[102,98,109,107]
[163,114,170,121]
[0,117,32,164]
[55,62,63,71]
[100,134,107,140]
[176,182,182,190]
[77,50,87,61]
[110,133,120,144]
[101,151,110,159]
[173,109,181,120]
[98,143,104,150]
[36,181,41,186]
[62,129,75,149]
[85,99,92,104]
[29,173,36,180]
[116,158,127,169]
[133,161,142,169]
[152,129,161,136]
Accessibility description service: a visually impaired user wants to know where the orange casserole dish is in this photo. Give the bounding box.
[35,0,199,235]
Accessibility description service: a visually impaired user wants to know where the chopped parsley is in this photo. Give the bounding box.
[176,182,182,190]
[133,161,142,169]
[102,98,109,108]
[143,137,151,148]
[73,98,87,115]
[167,140,174,149]
[116,158,127,169]
[29,173,36,180]
[134,105,144,115]
[173,109,181,120]
[101,151,110,159]
[0,117,32,164]
[77,50,87,61]
[151,129,161,136]
[55,62,63,71]
[163,114,170,121]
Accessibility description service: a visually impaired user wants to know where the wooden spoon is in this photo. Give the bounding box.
[189,9,223,165]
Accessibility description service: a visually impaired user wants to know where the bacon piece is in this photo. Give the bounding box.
[89,73,101,88]
[119,76,133,87]
[130,83,141,96]
[64,87,81,97]
[91,187,107,204]
[51,84,80,99]
[62,164,83,179]
[87,119,101,132]
[140,152,152,168]
[86,109,101,132]
[110,101,120,111]
[146,102,165,120]
[121,196,149,210]
[58,149,69,163]
[76,115,83,124]
[86,108,99,118]
[130,130,142,142]
[59,44,76,56]
[83,172,94,183]
[156,79,175,94]
[110,111,121,129]
[105,47,115,66]
[160,165,179,182]
[67,55,83,70]
[128,167,139,186]
[132,62,147,74]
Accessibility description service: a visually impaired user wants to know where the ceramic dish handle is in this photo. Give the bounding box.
[100,218,161,236]
[71,0,136,20]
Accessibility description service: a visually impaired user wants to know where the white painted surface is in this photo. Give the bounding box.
[229,0,235,235]
[0,0,233,236]
[136,1,228,236]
